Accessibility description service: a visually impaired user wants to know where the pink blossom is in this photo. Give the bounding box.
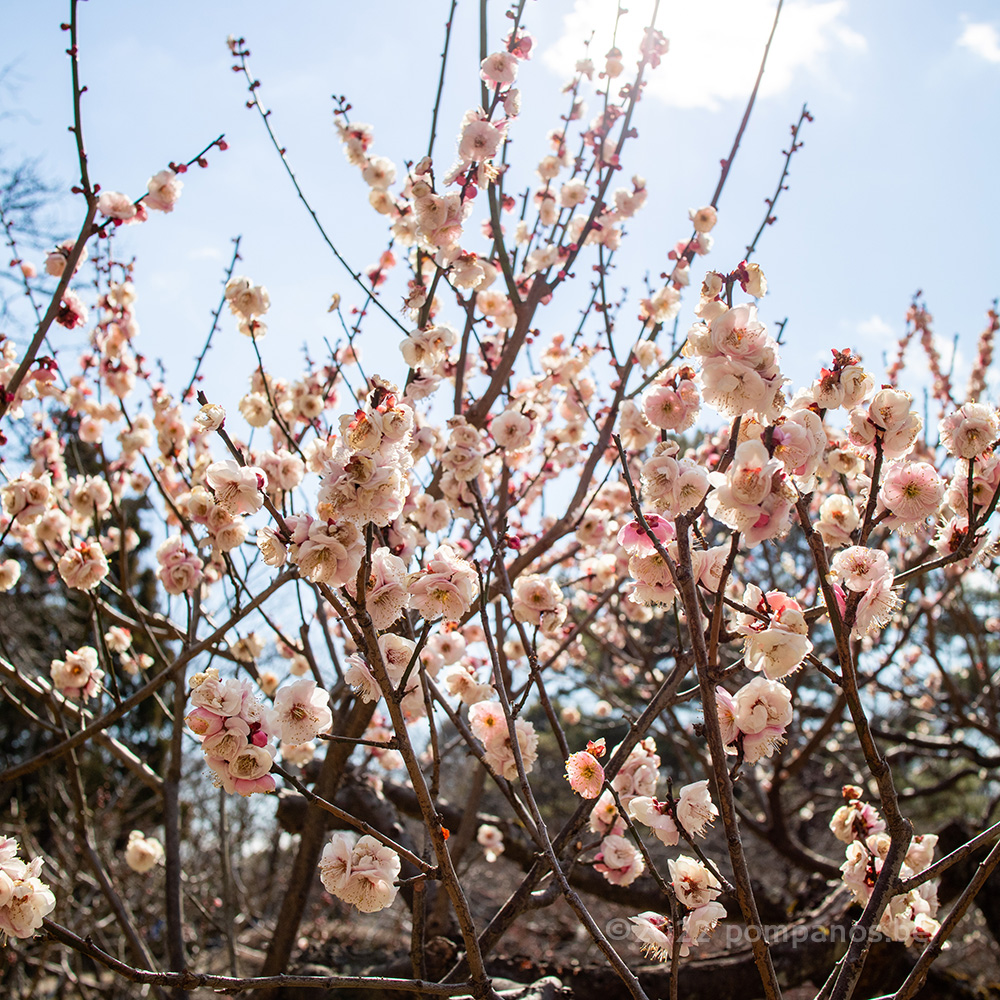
[939,402,1000,458]
[50,646,103,700]
[481,51,519,86]
[831,546,891,593]
[58,540,109,591]
[627,796,679,846]
[594,834,644,886]
[565,751,605,798]
[144,168,183,212]
[878,460,945,528]
[617,514,674,555]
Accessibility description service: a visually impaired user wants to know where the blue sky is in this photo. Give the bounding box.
[4,0,1000,412]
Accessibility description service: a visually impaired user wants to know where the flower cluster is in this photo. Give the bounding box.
[832,788,941,946]
[717,676,793,764]
[733,584,812,680]
[318,832,401,913]
[185,667,279,796]
[469,699,538,781]
[0,838,56,940]
[628,779,719,846]
[50,646,104,701]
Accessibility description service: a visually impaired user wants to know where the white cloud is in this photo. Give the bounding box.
[857,314,894,341]
[544,0,865,111]
[957,21,1000,63]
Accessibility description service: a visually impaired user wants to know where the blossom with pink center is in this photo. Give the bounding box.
[291,520,364,587]
[98,191,138,221]
[458,115,505,164]
[205,460,267,517]
[589,790,624,837]
[627,796,679,846]
[630,912,676,961]
[564,750,605,798]
[408,543,479,622]
[686,900,727,947]
[816,494,860,548]
[224,744,277,796]
[641,369,700,432]
[0,839,56,939]
[743,628,812,680]
[319,833,400,913]
[481,718,539,781]
[617,513,674,556]
[878,460,945,528]
[348,546,409,630]
[669,855,721,909]
[742,725,787,763]
[512,573,565,627]
[345,654,381,704]
[184,707,225,738]
[689,206,718,233]
[732,677,793,735]
[852,575,901,638]
[716,686,739,745]
[157,536,203,595]
[55,289,89,329]
[203,723,250,763]
[469,700,506,743]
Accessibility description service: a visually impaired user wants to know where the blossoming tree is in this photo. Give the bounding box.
[1,3,999,1000]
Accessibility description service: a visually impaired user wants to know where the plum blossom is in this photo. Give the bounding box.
[273,679,333,744]
[319,833,401,913]
[477,824,505,862]
[511,573,566,634]
[675,780,718,837]
[409,543,479,622]
[669,855,721,909]
[186,667,278,796]
[144,169,183,212]
[939,402,1000,458]
[51,646,104,701]
[627,796,679,846]
[124,831,164,873]
[564,750,604,798]
[594,834,644,886]
[58,540,109,591]
[205,460,267,517]
[641,366,700,432]
[878,460,945,530]
[734,585,813,680]
[157,536,203,595]
[0,839,56,940]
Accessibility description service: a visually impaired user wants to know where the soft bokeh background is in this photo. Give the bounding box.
[4,0,999,408]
